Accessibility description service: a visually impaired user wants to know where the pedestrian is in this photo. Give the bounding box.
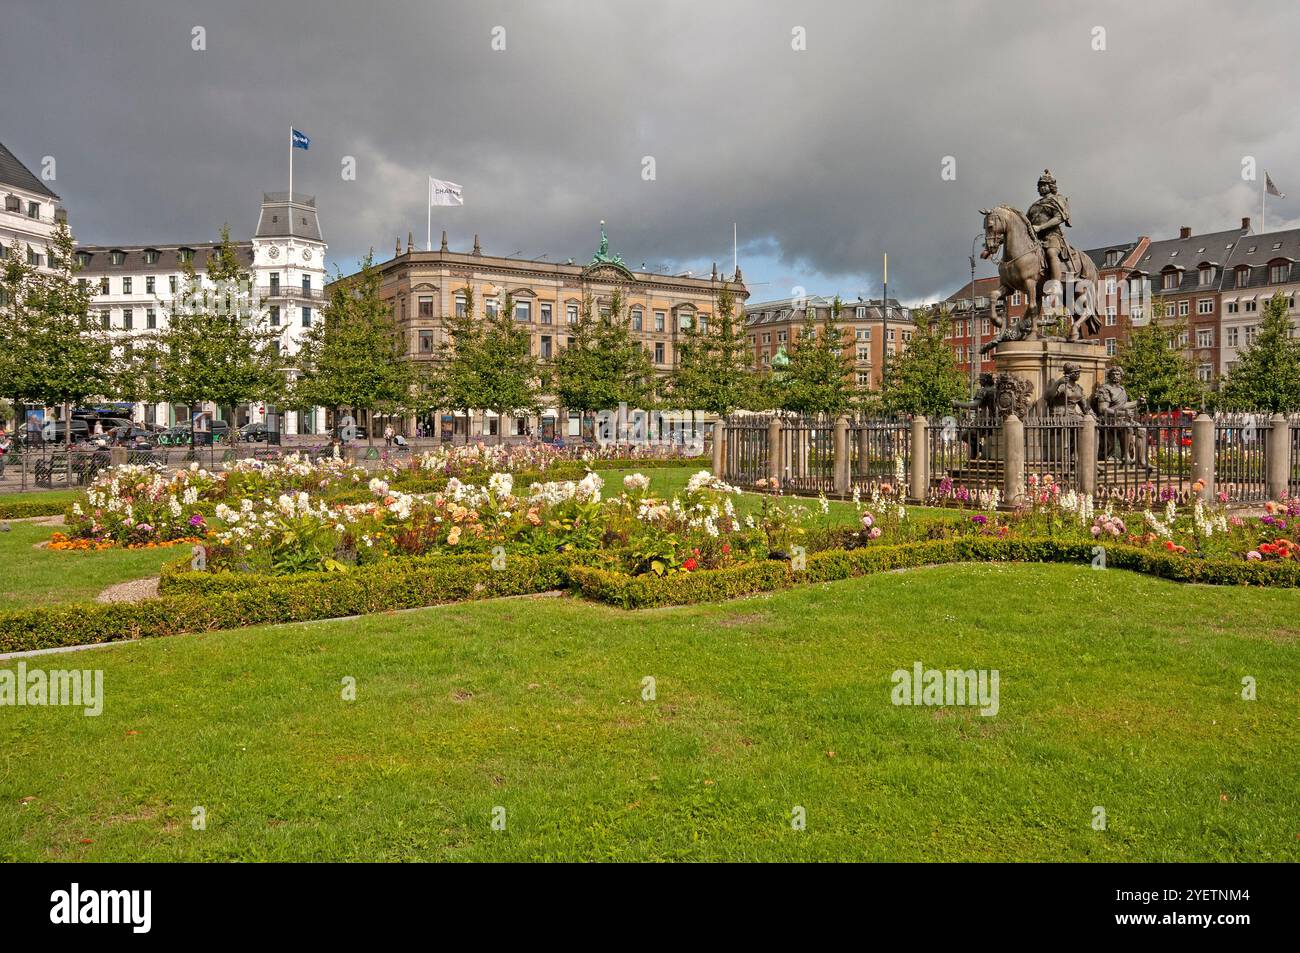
[0,427,9,478]
[384,423,395,448]
[93,419,103,436]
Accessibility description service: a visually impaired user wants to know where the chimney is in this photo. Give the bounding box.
[1242,216,1251,231]
[1179,226,1191,239]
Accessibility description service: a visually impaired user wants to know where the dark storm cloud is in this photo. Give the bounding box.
[4,0,1298,301]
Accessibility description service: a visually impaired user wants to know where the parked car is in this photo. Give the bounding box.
[238,422,273,443]
[108,425,158,446]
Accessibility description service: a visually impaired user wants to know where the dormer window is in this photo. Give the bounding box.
[109,250,125,266]
[1235,266,1251,289]
[1269,260,1290,284]
[1105,250,1121,267]
[1161,268,1179,291]
[144,249,160,265]
[76,252,91,267]
[177,248,194,264]
[1198,264,1216,287]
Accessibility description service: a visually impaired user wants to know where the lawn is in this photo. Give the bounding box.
[2,562,1296,861]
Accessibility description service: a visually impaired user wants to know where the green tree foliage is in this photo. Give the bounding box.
[1220,291,1300,411]
[552,290,655,431]
[475,291,544,443]
[880,306,967,417]
[669,281,754,416]
[425,285,482,441]
[1114,297,1203,409]
[146,225,285,421]
[780,297,855,415]
[295,252,413,436]
[0,223,113,438]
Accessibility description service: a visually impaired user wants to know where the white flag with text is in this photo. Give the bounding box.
[430,177,464,206]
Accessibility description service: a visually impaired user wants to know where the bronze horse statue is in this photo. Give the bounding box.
[978,205,1100,344]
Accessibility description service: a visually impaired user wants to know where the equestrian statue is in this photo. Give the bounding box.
[978,169,1100,351]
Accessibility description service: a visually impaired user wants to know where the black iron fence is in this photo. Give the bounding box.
[1094,413,1193,506]
[1214,412,1269,504]
[848,415,910,493]
[1024,413,1082,493]
[722,414,773,489]
[928,411,999,504]
[1290,416,1300,500]
[777,414,837,495]
[0,445,288,491]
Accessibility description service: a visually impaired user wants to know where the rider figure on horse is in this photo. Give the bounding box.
[1027,169,1075,295]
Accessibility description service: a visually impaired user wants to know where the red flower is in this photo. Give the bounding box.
[721,543,731,555]
[682,557,698,571]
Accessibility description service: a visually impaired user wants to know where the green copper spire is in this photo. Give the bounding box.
[591,219,625,266]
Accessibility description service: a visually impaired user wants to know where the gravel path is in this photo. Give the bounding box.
[96,576,160,603]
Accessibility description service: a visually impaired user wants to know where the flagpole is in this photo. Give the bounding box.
[427,178,432,252]
[1261,181,1265,234]
[288,126,293,205]
[733,222,737,274]
[881,253,889,389]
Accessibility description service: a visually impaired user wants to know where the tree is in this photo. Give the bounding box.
[1114,297,1202,409]
[425,285,483,443]
[670,281,754,417]
[294,252,413,441]
[475,291,544,443]
[781,296,855,415]
[0,222,112,438]
[880,305,967,417]
[1220,291,1300,411]
[552,290,655,437]
[147,225,285,424]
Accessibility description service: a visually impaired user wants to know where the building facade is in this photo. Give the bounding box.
[76,192,328,432]
[0,139,66,274]
[352,228,747,440]
[744,295,913,390]
[1218,225,1300,375]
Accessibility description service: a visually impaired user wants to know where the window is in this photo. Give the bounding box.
[777,331,787,343]
[981,318,990,335]
[699,315,708,334]
[302,275,311,294]
[1227,327,1239,347]
[540,335,552,360]
[857,346,870,361]
[98,277,109,294]
[761,332,771,344]
[100,310,110,330]
[857,371,870,385]
[1235,267,1250,288]
[177,249,193,265]
[1105,337,1117,356]
[1199,266,1215,287]
[1245,299,1258,313]
[1197,327,1214,348]
[270,305,280,326]
[1177,330,1188,347]
[856,306,866,319]
[1245,324,1258,344]
[654,342,665,364]
[1105,311,1117,326]
[145,276,155,294]
[169,275,177,294]
[1226,301,1239,314]
[419,329,435,353]
[678,311,693,331]
[1178,300,1189,317]
[630,308,643,331]
[146,308,156,330]
[122,276,132,294]
[1164,302,1176,319]
[1162,270,1179,290]
[540,303,552,325]
[27,201,40,219]
[1270,262,1290,283]
[566,303,578,324]
[1197,364,1213,383]
[302,307,311,327]
[122,308,133,331]
[654,310,665,332]
[1195,298,1212,315]
[485,298,498,318]
[269,272,280,294]
[27,246,41,267]
[418,296,433,317]
[514,300,530,323]
[144,250,159,265]
[455,294,467,318]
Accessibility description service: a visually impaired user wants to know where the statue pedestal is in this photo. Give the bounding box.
[993,339,1109,416]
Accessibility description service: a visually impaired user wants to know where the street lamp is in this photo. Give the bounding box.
[969,233,984,396]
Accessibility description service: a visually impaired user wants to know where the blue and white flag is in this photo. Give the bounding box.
[292,129,311,150]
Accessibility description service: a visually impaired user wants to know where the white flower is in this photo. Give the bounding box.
[576,471,604,503]
[369,477,390,497]
[488,472,514,501]
[623,473,651,494]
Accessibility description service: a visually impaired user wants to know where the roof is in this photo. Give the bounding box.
[744,295,908,328]
[255,192,322,241]
[0,140,59,200]
[1132,226,1249,293]
[1220,227,1300,294]
[1082,237,1144,270]
[74,241,255,273]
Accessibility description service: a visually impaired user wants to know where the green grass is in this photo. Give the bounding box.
[2,562,1296,861]
[0,521,180,610]
[0,489,81,507]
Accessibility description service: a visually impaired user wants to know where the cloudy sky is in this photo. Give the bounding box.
[5,0,1299,305]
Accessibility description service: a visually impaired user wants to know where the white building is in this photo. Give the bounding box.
[0,139,65,272]
[76,192,328,434]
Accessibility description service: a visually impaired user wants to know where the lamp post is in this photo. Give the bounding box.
[969,233,984,396]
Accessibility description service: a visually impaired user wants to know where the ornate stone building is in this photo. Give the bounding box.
[352,225,747,440]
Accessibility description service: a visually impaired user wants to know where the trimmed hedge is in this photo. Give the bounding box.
[0,553,582,655]
[6,536,1296,654]
[0,498,70,519]
[566,538,1300,609]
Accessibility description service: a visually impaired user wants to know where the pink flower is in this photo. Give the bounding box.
[868,527,882,540]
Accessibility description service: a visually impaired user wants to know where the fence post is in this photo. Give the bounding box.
[1003,413,1025,506]
[833,415,850,497]
[712,418,725,477]
[1267,412,1288,502]
[767,416,782,484]
[909,415,928,503]
[1192,412,1215,502]
[1078,413,1097,497]
[856,418,869,476]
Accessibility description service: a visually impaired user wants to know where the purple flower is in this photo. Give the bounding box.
[971,514,988,525]
[188,513,206,527]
